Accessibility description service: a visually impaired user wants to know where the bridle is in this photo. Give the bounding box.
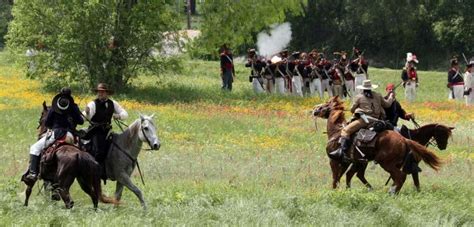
[412,119,443,149]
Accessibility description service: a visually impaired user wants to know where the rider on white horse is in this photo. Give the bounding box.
[83,83,128,179]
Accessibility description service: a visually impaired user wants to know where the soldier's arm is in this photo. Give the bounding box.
[381,93,394,108]
[350,97,359,113]
[82,101,95,120]
[72,104,84,125]
[112,101,128,120]
[401,70,408,82]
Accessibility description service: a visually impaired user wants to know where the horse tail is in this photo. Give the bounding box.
[405,139,442,171]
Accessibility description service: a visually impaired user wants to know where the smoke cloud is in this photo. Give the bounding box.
[257,22,292,58]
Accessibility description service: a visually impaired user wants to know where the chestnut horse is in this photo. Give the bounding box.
[312,96,442,194]
[345,123,453,191]
[22,102,115,209]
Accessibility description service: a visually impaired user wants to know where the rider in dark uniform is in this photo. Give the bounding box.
[25,88,83,183]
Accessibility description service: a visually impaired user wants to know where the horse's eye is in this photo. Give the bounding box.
[144,127,149,131]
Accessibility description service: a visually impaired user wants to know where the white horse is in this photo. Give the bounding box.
[105,114,160,209]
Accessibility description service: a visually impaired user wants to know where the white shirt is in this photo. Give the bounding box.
[83,99,128,121]
[465,71,474,91]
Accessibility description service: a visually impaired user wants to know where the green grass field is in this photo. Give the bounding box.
[0,51,473,226]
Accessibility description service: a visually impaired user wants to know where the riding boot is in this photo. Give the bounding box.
[99,161,107,184]
[328,137,351,160]
[25,154,40,182]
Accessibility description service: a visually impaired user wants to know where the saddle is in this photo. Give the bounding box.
[40,140,68,181]
[353,120,394,149]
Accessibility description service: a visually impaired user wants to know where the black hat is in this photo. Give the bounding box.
[51,93,75,114]
[248,48,256,53]
[451,57,459,66]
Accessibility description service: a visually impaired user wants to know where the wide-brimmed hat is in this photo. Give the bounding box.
[51,93,75,114]
[93,83,114,94]
[356,80,379,90]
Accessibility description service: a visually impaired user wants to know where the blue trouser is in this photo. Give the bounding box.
[222,70,233,91]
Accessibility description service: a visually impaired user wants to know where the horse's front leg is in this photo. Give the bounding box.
[329,160,341,189]
[21,172,37,206]
[355,163,372,190]
[118,174,146,209]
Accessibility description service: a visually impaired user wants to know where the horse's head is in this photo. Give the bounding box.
[433,125,454,150]
[138,114,161,150]
[313,96,344,119]
[37,101,50,138]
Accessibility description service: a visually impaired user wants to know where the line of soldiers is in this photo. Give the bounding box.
[448,56,474,106]
[245,48,369,98]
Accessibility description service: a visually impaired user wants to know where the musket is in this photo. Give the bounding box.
[462,53,469,65]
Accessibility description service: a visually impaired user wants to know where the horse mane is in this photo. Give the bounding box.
[121,119,141,148]
[418,123,453,137]
[328,97,346,124]
[329,110,345,124]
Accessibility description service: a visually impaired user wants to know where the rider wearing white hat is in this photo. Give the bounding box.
[329,80,394,160]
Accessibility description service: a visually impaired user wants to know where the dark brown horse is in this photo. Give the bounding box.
[22,102,115,209]
[313,96,442,194]
[345,123,453,191]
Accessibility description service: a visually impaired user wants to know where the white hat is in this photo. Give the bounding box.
[406,52,419,63]
[356,80,379,90]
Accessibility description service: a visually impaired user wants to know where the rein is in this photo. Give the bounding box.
[110,139,146,186]
[411,119,438,148]
[110,118,155,186]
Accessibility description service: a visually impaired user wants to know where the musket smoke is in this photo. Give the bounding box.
[257,22,292,58]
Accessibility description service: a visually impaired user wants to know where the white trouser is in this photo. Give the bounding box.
[344,80,354,99]
[310,79,322,98]
[275,77,286,94]
[252,78,265,94]
[466,90,474,105]
[321,79,333,98]
[30,131,74,156]
[452,85,464,101]
[292,75,303,97]
[354,74,367,94]
[332,84,344,98]
[404,81,417,102]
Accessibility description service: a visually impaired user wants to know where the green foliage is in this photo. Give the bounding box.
[0,0,13,48]
[6,0,181,91]
[190,0,307,59]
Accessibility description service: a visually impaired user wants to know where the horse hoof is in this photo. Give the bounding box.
[65,201,74,209]
[51,192,61,201]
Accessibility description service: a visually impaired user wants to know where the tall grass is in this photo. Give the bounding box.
[0,52,473,225]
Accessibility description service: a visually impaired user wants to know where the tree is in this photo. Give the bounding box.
[191,0,307,58]
[0,0,13,48]
[7,0,180,91]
